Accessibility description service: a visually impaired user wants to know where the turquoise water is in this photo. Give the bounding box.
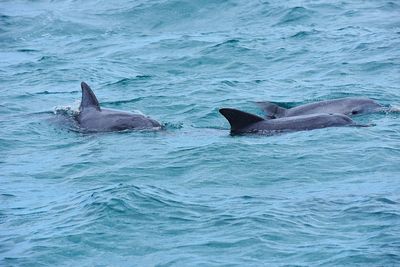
[1,0,400,266]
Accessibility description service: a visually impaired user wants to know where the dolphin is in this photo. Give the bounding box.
[257,97,383,119]
[76,82,161,132]
[219,108,363,134]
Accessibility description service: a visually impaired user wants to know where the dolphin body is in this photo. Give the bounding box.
[257,97,383,119]
[219,108,362,134]
[76,82,161,132]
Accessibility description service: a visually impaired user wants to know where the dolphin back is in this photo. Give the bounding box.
[80,82,101,111]
[219,108,264,132]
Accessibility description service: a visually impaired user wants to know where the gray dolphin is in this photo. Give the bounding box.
[257,97,383,119]
[219,108,363,134]
[76,82,161,132]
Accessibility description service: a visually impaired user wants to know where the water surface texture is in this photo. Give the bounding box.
[1,0,400,266]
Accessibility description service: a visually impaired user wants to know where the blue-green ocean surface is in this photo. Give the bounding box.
[1,0,400,266]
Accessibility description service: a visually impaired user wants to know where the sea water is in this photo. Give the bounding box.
[1,0,400,266]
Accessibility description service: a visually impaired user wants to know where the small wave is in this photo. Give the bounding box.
[380,1,400,11]
[212,39,240,48]
[290,29,320,39]
[38,55,58,62]
[109,76,153,86]
[16,48,38,53]
[375,197,398,205]
[358,61,397,73]
[102,97,145,106]
[221,80,239,87]
[1,193,16,198]
[203,38,251,55]
[83,184,211,221]
[36,90,79,95]
[275,6,314,26]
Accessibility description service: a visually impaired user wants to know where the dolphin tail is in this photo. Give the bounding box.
[219,108,264,132]
[80,82,101,111]
[256,101,287,119]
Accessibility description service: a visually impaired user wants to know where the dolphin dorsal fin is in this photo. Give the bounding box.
[80,82,101,111]
[256,101,286,118]
[219,108,264,131]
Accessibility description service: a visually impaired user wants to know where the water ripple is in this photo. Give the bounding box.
[1,0,400,266]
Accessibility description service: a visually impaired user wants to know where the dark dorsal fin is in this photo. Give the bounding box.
[80,82,101,111]
[219,108,264,131]
[256,101,287,119]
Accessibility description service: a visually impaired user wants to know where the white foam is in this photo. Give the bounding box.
[388,105,400,113]
[53,100,80,116]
